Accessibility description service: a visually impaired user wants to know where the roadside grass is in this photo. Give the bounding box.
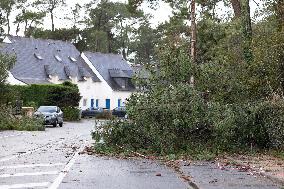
[267,150,284,160]
[0,116,45,131]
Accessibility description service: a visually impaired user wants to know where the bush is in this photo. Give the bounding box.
[10,83,81,108]
[93,87,284,156]
[91,35,284,157]
[95,110,113,119]
[0,106,44,131]
[62,107,81,121]
[94,84,213,155]
[207,98,284,151]
[8,82,81,123]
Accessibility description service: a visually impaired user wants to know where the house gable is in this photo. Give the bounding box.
[82,52,135,92]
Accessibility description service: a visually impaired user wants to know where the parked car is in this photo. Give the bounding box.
[81,107,104,118]
[34,106,64,127]
[112,106,127,118]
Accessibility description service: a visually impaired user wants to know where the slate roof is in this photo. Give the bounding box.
[83,52,135,91]
[0,36,100,84]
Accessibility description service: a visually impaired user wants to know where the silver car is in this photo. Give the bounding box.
[34,106,64,127]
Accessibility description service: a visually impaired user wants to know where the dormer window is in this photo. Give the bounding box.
[121,79,126,89]
[55,55,62,62]
[34,53,43,60]
[69,56,77,62]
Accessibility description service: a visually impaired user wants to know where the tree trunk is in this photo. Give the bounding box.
[107,31,112,53]
[50,10,55,31]
[231,0,242,18]
[190,0,197,63]
[190,0,197,85]
[16,22,20,36]
[241,0,253,63]
[24,20,28,35]
[6,12,10,35]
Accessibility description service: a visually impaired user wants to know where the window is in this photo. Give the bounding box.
[106,99,110,109]
[34,53,43,60]
[83,99,87,106]
[69,56,77,62]
[37,106,56,113]
[121,82,126,89]
[118,99,121,107]
[55,55,62,62]
[96,99,99,107]
[91,99,95,108]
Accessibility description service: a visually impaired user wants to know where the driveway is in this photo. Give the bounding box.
[0,120,282,189]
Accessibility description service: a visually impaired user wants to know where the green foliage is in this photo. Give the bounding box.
[93,5,284,157]
[131,22,158,64]
[0,54,16,84]
[31,28,80,42]
[45,82,80,108]
[14,10,46,36]
[83,0,136,54]
[8,82,81,121]
[95,111,113,119]
[0,106,44,131]
[101,85,211,155]
[0,0,27,34]
[61,107,80,121]
[10,82,80,108]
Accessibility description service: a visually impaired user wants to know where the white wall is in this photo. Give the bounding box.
[77,74,132,110]
[79,53,133,110]
[6,72,26,85]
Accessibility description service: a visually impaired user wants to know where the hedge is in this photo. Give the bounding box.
[9,81,81,121]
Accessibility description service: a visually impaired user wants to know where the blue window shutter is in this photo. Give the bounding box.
[91,99,94,108]
[106,99,110,109]
[118,99,121,107]
[96,99,99,107]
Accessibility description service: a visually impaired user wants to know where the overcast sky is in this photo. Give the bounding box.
[9,0,263,36]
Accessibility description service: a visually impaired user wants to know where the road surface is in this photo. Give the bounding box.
[0,120,282,189]
[0,120,188,189]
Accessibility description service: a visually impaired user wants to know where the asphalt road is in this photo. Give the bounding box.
[0,120,93,189]
[0,120,188,189]
[0,120,282,189]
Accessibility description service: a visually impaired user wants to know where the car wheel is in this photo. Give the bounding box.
[59,122,63,127]
[53,120,57,127]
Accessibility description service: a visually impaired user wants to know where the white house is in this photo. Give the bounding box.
[1,36,136,110]
[81,52,135,110]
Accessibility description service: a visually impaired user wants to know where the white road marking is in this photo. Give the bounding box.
[0,182,50,189]
[0,171,58,178]
[0,163,64,169]
[48,140,87,189]
[0,133,25,140]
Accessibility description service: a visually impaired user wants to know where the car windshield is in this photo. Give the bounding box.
[37,106,57,113]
